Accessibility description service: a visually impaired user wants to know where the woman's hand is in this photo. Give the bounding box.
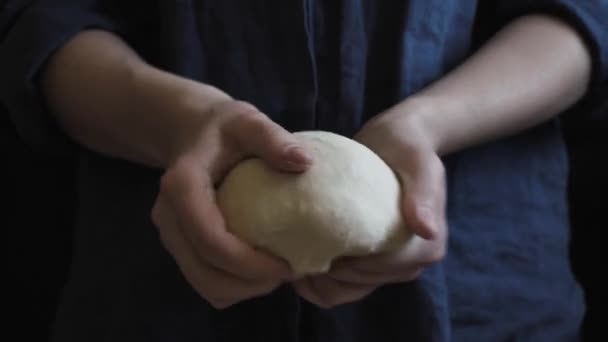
[292,14,595,308]
[293,107,447,309]
[42,31,315,309]
[151,100,313,309]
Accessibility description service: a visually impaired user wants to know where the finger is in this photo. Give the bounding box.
[331,235,445,276]
[293,276,376,309]
[226,107,313,172]
[310,275,376,308]
[328,262,422,285]
[160,161,293,281]
[292,278,327,308]
[152,197,281,308]
[398,153,446,240]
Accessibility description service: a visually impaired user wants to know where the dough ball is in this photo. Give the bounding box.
[216,130,409,277]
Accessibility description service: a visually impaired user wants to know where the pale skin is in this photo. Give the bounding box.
[42,14,590,309]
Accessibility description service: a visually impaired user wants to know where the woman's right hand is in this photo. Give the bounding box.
[41,30,312,309]
[151,99,313,309]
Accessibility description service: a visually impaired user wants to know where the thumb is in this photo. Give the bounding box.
[398,153,445,241]
[232,114,313,172]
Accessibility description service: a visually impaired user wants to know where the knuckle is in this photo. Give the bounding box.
[206,99,251,117]
[208,298,234,310]
[224,101,263,125]
[306,295,333,309]
[159,167,181,195]
[150,202,162,228]
[428,246,447,264]
[193,286,236,309]
[213,246,248,271]
[404,269,423,282]
[222,107,269,143]
[316,302,334,310]
[158,161,200,199]
[325,291,364,308]
[259,281,282,295]
[319,302,334,309]
[324,298,341,309]
[316,292,343,309]
[239,113,272,135]
[156,228,173,253]
[203,281,279,310]
[228,100,259,116]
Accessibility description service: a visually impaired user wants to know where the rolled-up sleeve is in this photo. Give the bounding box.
[483,0,608,124]
[494,1,608,85]
[0,1,128,156]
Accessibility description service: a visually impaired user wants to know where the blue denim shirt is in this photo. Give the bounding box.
[1,1,607,341]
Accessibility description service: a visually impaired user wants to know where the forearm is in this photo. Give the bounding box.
[398,14,592,156]
[42,30,231,168]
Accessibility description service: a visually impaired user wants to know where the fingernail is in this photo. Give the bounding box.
[286,146,313,166]
[417,206,436,239]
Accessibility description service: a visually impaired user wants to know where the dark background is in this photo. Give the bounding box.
[563,91,608,341]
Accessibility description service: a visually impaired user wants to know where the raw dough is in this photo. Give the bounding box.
[216,130,409,277]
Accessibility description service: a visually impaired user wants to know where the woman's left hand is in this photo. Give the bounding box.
[293,106,448,309]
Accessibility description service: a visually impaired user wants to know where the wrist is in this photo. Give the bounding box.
[132,63,232,118]
[131,64,233,166]
[390,93,473,157]
[379,96,445,155]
